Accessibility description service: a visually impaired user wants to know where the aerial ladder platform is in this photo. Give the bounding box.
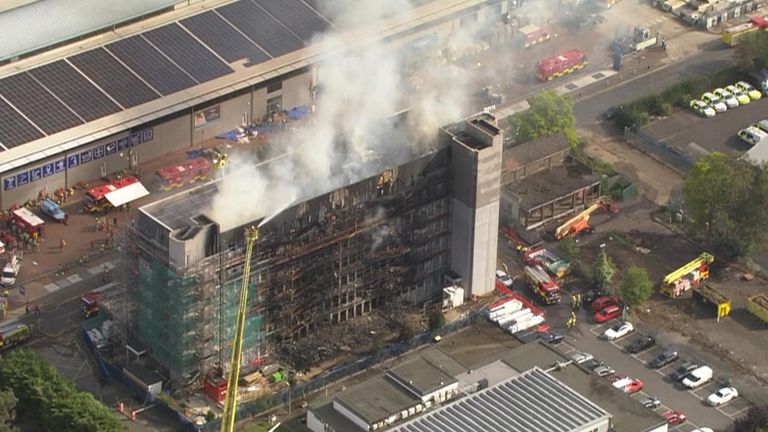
[661,252,714,298]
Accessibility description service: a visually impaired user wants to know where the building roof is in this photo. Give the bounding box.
[503,164,599,211]
[417,347,470,378]
[334,375,420,425]
[140,180,221,231]
[742,136,768,164]
[503,132,569,170]
[387,357,458,397]
[0,0,177,62]
[391,367,610,432]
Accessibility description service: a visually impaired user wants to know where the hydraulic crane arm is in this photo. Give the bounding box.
[221,226,260,432]
[663,252,714,285]
[555,203,601,240]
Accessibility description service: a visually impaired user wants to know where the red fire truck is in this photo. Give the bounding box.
[524,265,561,305]
[155,158,212,192]
[83,176,145,214]
[534,49,588,81]
[11,208,44,238]
[81,292,101,318]
[518,25,552,48]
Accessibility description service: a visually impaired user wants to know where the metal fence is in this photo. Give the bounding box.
[624,126,696,172]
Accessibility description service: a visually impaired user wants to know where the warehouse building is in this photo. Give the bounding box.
[0,0,511,208]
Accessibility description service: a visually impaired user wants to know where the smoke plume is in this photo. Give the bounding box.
[208,0,489,230]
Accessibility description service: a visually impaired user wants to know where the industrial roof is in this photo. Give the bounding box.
[391,368,610,432]
[334,375,420,425]
[140,180,220,231]
[387,357,458,397]
[503,164,600,210]
[503,132,570,170]
[0,0,177,62]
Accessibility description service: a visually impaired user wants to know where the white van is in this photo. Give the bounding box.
[682,365,713,389]
[755,120,768,134]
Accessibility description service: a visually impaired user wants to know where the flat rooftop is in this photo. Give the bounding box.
[503,164,599,210]
[387,357,458,397]
[141,180,220,231]
[417,346,470,377]
[334,375,420,425]
[504,132,569,169]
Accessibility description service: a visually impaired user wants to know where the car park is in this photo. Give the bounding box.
[592,295,621,313]
[611,376,644,394]
[649,349,679,368]
[738,126,768,146]
[701,92,728,112]
[713,88,739,108]
[663,410,687,425]
[639,396,661,409]
[725,84,751,105]
[593,365,615,377]
[625,335,655,353]
[593,305,621,323]
[706,386,738,406]
[682,365,713,389]
[736,80,762,100]
[570,351,594,364]
[689,99,716,118]
[602,321,633,340]
[670,361,699,382]
[495,270,513,287]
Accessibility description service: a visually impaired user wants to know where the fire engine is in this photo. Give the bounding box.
[524,265,561,305]
[517,25,552,48]
[155,158,212,192]
[662,253,714,298]
[721,16,768,47]
[535,49,588,81]
[11,208,44,238]
[83,176,140,214]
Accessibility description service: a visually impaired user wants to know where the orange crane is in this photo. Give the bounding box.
[220,226,259,432]
[555,203,601,240]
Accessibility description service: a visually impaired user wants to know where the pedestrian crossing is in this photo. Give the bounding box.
[43,259,118,293]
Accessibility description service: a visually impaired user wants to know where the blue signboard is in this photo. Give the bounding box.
[80,149,92,163]
[105,141,117,155]
[3,177,16,191]
[142,129,153,143]
[130,133,141,147]
[43,163,55,178]
[29,167,42,182]
[53,159,65,173]
[93,146,105,160]
[117,138,129,151]
[16,172,29,186]
[67,154,80,168]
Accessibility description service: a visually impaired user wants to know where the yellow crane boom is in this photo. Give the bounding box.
[221,226,260,432]
[555,203,602,240]
[663,252,714,285]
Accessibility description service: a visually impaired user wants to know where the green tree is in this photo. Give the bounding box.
[735,31,768,72]
[734,405,768,432]
[508,91,579,147]
[559,237,580,260]
[683,152,768,258]
[428,310,446,332]
[619,266,654,308]
[592,249,616,291]
[0,388,18,432]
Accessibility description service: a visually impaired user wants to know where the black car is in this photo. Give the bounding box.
[649,349,679,369]
[625,335,656,354]
[582,358,604,371]
[539,331,564,344]
[670,362,699,382]
[583,289,609,305]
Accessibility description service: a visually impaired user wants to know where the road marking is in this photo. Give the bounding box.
[65,274,82,284]
[43,283,61,293]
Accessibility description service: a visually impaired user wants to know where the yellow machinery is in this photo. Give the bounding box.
[220,226,259,432]
[555,203,602,240]
[692,284,731,321]
[661,252,714,298]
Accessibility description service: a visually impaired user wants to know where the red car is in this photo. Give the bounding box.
[593,305,621,323]
[591,295,621,313]
[611,376,644,394]
[662,410,687,425]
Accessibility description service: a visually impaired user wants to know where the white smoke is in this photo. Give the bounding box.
[208,0,488,231]
[366,207,391,253]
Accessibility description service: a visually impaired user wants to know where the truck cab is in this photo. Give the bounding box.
[1,255,21,287]
[40,198,67,223]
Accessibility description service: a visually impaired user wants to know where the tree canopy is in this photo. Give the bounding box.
[620,266,654,307]
[734,405,768,432]
[735,31,768,72]
[507,91,579,147]
[0,389,18,432]
[592,249,616,291]
[683,152,768,258]
[0,349,126,432]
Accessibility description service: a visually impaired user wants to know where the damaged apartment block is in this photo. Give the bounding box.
[118,117,503,383]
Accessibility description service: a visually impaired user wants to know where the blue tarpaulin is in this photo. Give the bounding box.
[287,106,310,120]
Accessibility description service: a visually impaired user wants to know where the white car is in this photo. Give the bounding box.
[570,351,594,364]
[707,386,738,406]
[682,365,713,389]
[736,80,762,100]
[738,126,768,146]
[701,92,727,112]
[713,88,739,108]
[725,85,751,105]
[495,270,513,287]
[689,99,715,118]
[603,321,634,340]
[691,428,714,432]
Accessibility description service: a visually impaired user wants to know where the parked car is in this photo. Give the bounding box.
[603,321,633,340]
[713,88,739,108]
[592,295,621,313]
[649,349,679,368]
[755,119,768,134]
[736,80,762,100]
[725,84,751,105]
[738,126,768,146]
[639,395,661,409]
[707,386,738,406]
[539,331,564,344]
[593,365,616,377]
[689,99,716,118]
[625,335,655,353]
[611,376,644,394]
[582,289,608,305]
[495,270,513,287]
[570,351,594,364]
[593,305,621,323]
[582,358,604,371]
[701,92,728,112]
[670,361,699,382]
[682,366,714,389]
[691,428,714,432]
[663,410,687,425]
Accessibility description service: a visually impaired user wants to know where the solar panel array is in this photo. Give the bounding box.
[0,0,335,150]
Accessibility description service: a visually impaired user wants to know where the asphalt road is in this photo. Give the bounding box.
[574,45,736,126]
